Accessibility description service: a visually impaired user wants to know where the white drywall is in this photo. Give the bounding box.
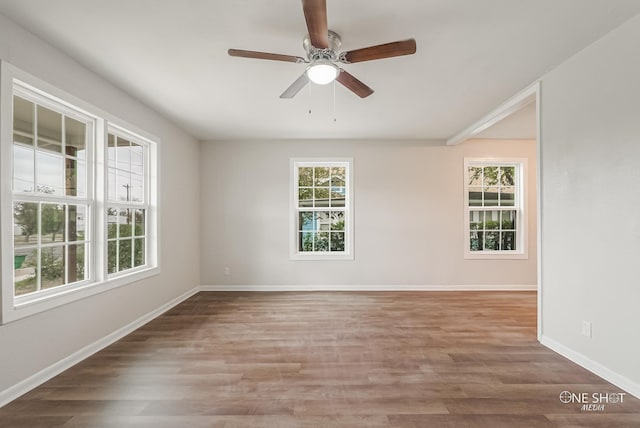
[540,14,640,394]
[200,138,537,288]
[0,14,200,393]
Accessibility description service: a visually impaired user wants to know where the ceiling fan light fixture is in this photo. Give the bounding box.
[306,60,338,85]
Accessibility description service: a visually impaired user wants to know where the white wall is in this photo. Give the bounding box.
[200,138,537,288]
[0,14,200,393]
[540,14,640,395]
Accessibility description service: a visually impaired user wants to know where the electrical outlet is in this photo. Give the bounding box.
[581,320,592,338]
[224,267,231,276]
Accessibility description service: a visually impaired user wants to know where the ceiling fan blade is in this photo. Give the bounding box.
[336,69,374,98]
[340,39,417,63]
[228,49,306,63]
[302,0,329,49]
[280,73,310,99]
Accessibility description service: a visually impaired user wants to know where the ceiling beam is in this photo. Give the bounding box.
[446,81,540,146]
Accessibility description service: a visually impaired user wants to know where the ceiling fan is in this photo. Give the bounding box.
[228,0,417,99]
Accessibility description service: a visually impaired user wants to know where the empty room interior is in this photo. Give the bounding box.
[0,1,639,427]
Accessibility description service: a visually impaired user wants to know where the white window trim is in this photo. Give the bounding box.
[289,157,354,261]
[463,157,528,260]
[0,61,160,324]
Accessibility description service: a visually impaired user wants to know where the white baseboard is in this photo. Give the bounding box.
[540,335,640,399]
[0,287,200,408]
[200,284,537,291]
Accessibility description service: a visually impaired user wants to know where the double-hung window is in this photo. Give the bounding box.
[107,129,149,275]
[11,89,94,299]
[464,158,527,259]
[1,63,158,323]
[290,159,353,260]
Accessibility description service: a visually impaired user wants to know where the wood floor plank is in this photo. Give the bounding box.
[0,291,638,428]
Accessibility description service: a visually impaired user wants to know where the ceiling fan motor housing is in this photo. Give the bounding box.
[303,30,342,62]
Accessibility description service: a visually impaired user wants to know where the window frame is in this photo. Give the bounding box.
[106,125,152,277]
[1,61,159,324]
[463,158,528,260]
[290,158,354,261]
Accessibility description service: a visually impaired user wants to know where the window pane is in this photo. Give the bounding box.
[330,167,345,186]
[117,170,131,201]
[483,167,499,186]
[41,245,65,289]
[483,186,499,206]
[108,240,117,273]
[37,105,62,153]
[68,205,86,242]
[135,209,145,237]
[131,174,143,203]
[107,207,118,239]
[330,187,345,207]
[65,117,86,160]
[330,211,345,230]
[469,211,484,231]
[13,202,39,247]
[330,232,345,252]
[468,187,482,206]
[485,232,499,250]
[41,203,65,244]
[484,211,499,230]
[65,158,86,197]
[501,210,516,230]
[468,166,482,186]
[470,231,483,251]
[299,211,314,231]
[134,238,145,267]
[131,143,144,175]
[500,167,515,186]
[119,239,132,271]
[13,145,35,192]
[315,232,329,251]
[119,209,132,238]
[314,188,329,207]
[314,167,330,186]
[14,96,34,143]
[298,188,313,207]
[67,243,85,283]
[108,134,116,168]
[116,137,131,171]
[299,231,313,252]
[108,169,116,201]
[501,231,516,251]
[500,187,515,206]
[298,167,313,187]
[36,151,64,195]
[14,247,38,296]
[316,211,330,231]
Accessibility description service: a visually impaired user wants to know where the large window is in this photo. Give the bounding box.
[11,91,94,298]
[291,159,353,260]
[464,159,527,259]
[1,64,158,323]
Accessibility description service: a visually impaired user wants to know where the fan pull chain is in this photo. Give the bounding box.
[308,81,312,114]
[333,80,337,122]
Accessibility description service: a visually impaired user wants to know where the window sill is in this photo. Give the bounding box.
[290,253,354,261]
[2,266,160,325]
[464,251,528,260]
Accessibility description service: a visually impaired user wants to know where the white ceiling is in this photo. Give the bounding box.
[475,102,537,140]
[0,1,638,141]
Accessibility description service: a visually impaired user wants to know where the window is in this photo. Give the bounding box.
[1,63,158,323]
[107,130,148,275]
[290,159,353,260]
[11,90,94,299]
[464,159,527,259]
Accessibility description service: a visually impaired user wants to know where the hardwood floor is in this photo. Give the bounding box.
[1,291,639,427]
